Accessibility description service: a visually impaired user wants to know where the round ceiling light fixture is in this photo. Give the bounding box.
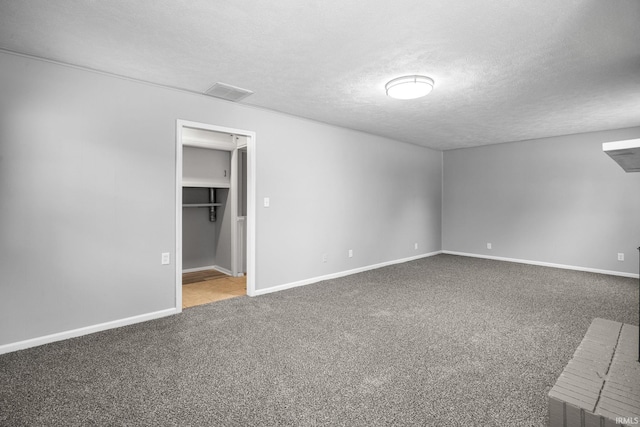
[385,75,434,100]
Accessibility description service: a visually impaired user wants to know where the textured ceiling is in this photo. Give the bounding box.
[1,0,639,150]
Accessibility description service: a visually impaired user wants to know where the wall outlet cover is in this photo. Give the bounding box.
[161,252,170,265]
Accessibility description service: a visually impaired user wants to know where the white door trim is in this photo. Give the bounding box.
[175,120,256,312]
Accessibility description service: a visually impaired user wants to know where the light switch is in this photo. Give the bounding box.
[264,197,270,207]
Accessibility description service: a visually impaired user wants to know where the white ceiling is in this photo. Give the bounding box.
[1,0,639,150]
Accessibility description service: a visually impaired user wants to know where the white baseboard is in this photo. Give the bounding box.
[0,308,178,355]
[442,250,639,279]
[182,265,216,273]
[213,265,232,276]
[252,251,443,296]
[8,250,629,355]
[182,265,232,276]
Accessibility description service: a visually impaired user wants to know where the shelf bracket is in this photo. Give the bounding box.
[209,188,216,222]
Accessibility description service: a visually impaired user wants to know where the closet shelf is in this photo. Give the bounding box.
[182,179,230,189]
[183,203,223,208]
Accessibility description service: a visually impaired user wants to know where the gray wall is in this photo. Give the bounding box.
[443,128,640,275]
[0,51,442,347]
[214,188,232,273]
[258,122,443,287]
[182,188,217,270]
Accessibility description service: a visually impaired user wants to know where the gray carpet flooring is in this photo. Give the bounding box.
[1,254,638,426]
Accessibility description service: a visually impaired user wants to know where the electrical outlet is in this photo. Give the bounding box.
[618,253,624,261]
[161,252,170,265]
[348,249,353,258]
[487,243,492,250]
[414,243,418,250]
[322,253,327,263]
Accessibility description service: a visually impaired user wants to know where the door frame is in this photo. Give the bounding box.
[175,119,256,311]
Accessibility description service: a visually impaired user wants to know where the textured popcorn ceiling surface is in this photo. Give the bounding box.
[0,1,639,150]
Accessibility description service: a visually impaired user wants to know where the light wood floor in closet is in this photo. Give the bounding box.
[182,269,246,309]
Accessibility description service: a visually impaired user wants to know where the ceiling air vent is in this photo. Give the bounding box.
[603,138,640,173]
[204,82,253,102]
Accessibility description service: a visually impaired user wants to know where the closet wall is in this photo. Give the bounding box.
[182,187,219,270]
[212,187,232,273]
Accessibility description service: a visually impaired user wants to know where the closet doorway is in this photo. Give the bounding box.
[175,120,255,311]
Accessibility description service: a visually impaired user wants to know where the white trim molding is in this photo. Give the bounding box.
[212,265,233,276]
[181,265,233,275]
[176,119,257,305]
[182,265,218,273]
[442,250,639,278]
[253,251,443,296]
[0,308,177,355]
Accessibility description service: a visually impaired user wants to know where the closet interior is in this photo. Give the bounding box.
[181,127,247,308]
